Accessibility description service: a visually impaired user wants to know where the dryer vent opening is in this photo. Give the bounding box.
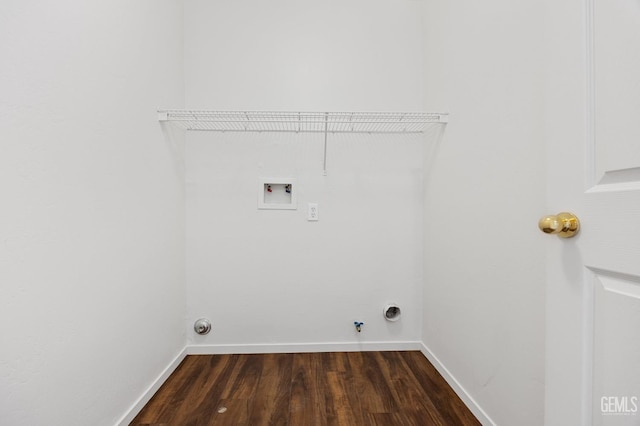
[383,304,401,322]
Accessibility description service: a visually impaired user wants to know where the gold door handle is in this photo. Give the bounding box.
[538,212,580,238]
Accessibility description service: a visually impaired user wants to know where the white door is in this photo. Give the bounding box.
[544,0,640,424]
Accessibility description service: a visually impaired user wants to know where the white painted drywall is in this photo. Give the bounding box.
[184,0,423,111]
[420,1,546,425]
[0,1,186,425]
[184,0,426,348]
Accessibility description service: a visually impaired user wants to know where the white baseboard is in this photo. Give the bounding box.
[186,340,421,355]
[418,342,495,426]
[116,347,188,426]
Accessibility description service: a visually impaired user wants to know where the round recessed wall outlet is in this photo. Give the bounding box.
[194,318,212,335]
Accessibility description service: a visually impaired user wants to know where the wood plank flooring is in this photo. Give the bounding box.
[130,351,480,426]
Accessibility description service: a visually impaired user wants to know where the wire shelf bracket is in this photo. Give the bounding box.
[158,110,449,175]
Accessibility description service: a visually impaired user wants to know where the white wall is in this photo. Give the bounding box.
[421,1,546,425]
[0,1,186,425]
[184,0,423,112]
[184,0,427,349]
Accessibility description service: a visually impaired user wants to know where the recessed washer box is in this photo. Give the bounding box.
[258,178,297,210]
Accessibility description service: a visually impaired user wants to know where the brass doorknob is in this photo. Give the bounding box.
[538,212,580,238]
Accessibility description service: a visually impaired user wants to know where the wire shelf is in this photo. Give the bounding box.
[158,110,448,133]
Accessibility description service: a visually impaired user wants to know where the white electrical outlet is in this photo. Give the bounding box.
[308,203,319,221]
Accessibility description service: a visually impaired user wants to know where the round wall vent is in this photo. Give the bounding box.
[383,304,401,322]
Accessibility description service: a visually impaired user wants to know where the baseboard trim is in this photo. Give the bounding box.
[116,347,188,426]
[418,342,495,426]
[186,340,422,355]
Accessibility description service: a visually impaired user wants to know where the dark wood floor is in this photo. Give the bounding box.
[131,351,480,426]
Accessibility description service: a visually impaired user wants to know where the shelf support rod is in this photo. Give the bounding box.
[322,112,328,176]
